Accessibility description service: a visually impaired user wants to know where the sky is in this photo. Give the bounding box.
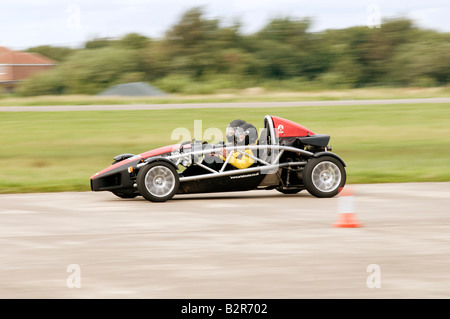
[0,0,449,50]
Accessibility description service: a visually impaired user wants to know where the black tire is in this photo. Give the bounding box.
[112,191,138,199]
[137,161,179,202]
[276,188,302,194]
[303,156,346,198]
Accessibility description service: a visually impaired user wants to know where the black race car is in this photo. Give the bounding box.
[91,115,346,202]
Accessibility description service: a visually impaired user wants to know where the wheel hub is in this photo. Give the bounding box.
[154,176,164,186]
[321,171,331,182]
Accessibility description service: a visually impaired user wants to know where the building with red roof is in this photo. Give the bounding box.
[0,47,57,92]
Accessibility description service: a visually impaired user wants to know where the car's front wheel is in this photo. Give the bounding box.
[303,156,346,198]
[137,162,179,202]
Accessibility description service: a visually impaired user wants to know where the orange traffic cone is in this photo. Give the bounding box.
[333,186,362,228]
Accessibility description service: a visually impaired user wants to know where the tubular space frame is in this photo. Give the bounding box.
[138,115,314,182]
[166,144,312,182]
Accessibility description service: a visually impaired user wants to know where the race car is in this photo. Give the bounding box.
[90,115,346,202]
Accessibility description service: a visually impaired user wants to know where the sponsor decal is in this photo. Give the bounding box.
[229,173,260,179]
[277,124,284,135]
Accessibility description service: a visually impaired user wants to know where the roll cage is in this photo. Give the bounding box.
[137,115,318,181]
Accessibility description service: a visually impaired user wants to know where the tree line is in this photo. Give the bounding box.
[19,7,450,96]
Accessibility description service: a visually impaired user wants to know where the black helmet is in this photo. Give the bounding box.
[235,123,258,145]
[226,119,246,143]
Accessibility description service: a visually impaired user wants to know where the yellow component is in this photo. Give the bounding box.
[219,149,255,169]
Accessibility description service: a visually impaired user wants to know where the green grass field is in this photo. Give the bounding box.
[1,102,449,193]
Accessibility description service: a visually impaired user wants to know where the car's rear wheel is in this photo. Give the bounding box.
[137,162,179,202]
[303,156,346,198]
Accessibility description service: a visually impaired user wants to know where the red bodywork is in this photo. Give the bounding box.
[90,144,182,179]
[139,144,182,159]
[271,116,315,138]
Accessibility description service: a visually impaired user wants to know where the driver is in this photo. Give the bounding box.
[180,121,257,177]
[225,119,246,145]
[219,122,258,169]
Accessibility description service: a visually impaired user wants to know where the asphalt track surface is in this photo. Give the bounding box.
[1,97,449,112]
[1,182,449,298]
